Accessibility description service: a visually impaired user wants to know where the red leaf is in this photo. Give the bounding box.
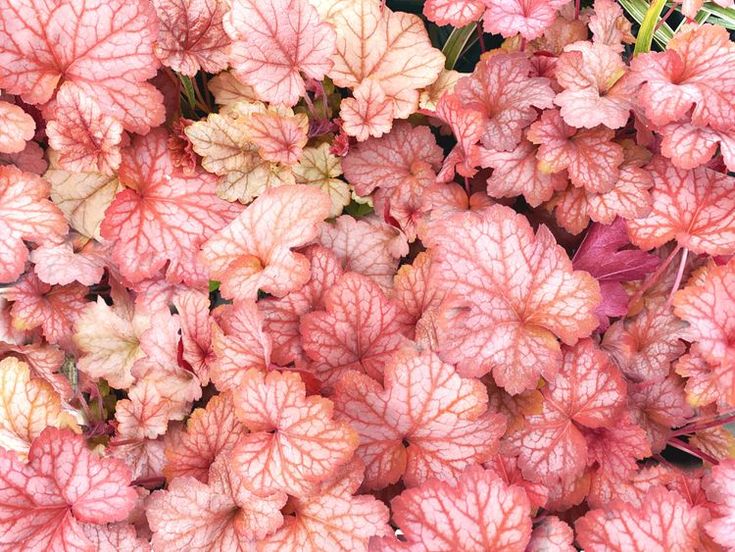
[231,369,358,496]
[101,129,241,285]
[152,0,230,76]
[225,0,336,106]
[301,272,411,391]
[0,0,163,133]
[0,428,137,552]
[0,165,67,284]
[334,347,505,490]
[424,205,600,394]
[201,184,331,301]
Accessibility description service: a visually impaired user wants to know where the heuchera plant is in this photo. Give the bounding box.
[2,0,735,550]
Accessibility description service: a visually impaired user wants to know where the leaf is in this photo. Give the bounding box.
[74,297,146,390]
[673,259,735,369]
[387,465,533,551]
[435,93,484,181]
[174,290,214,385]
[152,0,230,76]
[480,137,568,207]
[294,143,350,218]
[632,24,735,129]
[230,369,358,496]
[632,0,667,54]
[455,53,555,152]
[210,301,271,391]
[704,459,735,551]
[0,165,67,284]
[300,272,411,391]
[440,25,478,71]
[81,523,151,552]
[115,380,171,440]
[200,184,331,301]
[391,252,445,336]
[0,357,63,459]
[334,347,505,490]
[320,215,408,292]
[0,0,164,133]
[0,100,34,154]
[148,456,288,551]
[320,0,444,122]
[554,41,634,129]
[628,376,693,452]
[527,109,624,193]
[526,517,575,552]
[47,167,122,241]
[589,0,635,53]
[0,428,137,552]
[507,339,626,484]
[260,245,344,366]
[424,204,601,395]
[482,0,569,40]
[626,157,735,255]
[100,128,241,285]
[30,237,106,287]
[259,460,391,552]
[46,84,123,175]
[423,0,485,26]
[224,0,336,106]
[6,273,87,351]
[244,109,309,165]
[185,101,298,202]
[603,303,686,382]
[576,486,699,552]
[164,392,244,482]
[340,79,395,141]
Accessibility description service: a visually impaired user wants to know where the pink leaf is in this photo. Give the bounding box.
[163,392,244,482]
[0,100,34,154]
[389,465,533,551]
[528,109,624,193]
[704,459,735,551]
[455,53,555,152]
[260,245,344,366]
[424,205,600,394]
[46,84,123,175]
[0,428,137,552]
[340,79,395,141]
[231,369,358,496]
[101,129,241,285]
[0,165,67,284]
[576,486,699,552]
[225,0,336,106]
[0,0,164,133]
[334,347,505,490]
[300,272,411,391]
[152,0,230,76]
[210,301,271,392]
[201,184,331,301]
[31,238,106,287]
[483,0,569,40]
[423,0,485,26]
[148,456,287,551]
[526,516,575,552]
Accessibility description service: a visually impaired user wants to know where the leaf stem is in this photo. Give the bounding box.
[673,410,735,437]
[627,244,681,313]
[666,247,688,305]
[667,437,719,465]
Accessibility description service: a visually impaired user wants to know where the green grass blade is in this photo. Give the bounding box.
[620,0,674,50]
[634,0,670,54]
[441,23,477,70]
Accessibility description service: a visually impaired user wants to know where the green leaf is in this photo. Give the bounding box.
[209,279,221,293]
[634,0,669,54]
[620,0,674,50]
[344,200,374,218]
[441,23,478,70]
[178,74,197,110]
[696,2,735,28]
